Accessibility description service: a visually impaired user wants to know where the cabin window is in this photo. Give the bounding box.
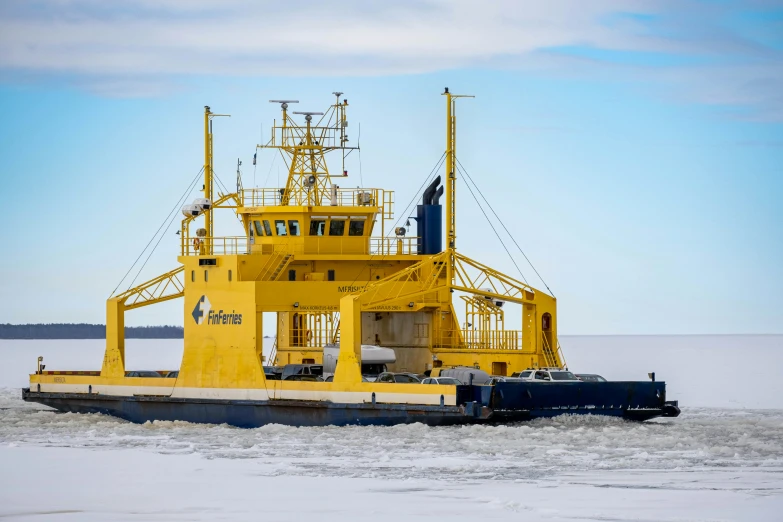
[275,220,287,236]
[309,219,326,236]
[228,270,232,282]
[262,220,272,236]
[327,269,335,281]
[288,220,300,236]
[329,220,346,236]
[253,220,264,236]
[191,270,195,282]
[204,270,208,282]
[348,220,365,236]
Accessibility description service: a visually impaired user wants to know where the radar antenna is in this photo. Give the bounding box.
[269,100,299,109]
[293,111,325,122]
[257,94,358,206]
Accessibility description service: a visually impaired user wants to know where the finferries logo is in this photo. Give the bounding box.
[192,295,243,326]
[192,295,211,325]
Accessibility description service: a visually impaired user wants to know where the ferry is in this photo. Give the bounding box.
[23,89,681,426]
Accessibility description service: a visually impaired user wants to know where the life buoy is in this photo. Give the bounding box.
[192,238,201,252]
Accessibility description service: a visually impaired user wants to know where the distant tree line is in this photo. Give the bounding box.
[0,324,184,339]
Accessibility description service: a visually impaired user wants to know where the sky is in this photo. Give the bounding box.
[0,0,781,334]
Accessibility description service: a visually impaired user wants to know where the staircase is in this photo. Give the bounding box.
[541,333,559,368]
[267,337,278,366]
[331,314,341,345]
[259,252,293,281]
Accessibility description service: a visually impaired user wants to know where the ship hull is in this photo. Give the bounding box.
[22,384,680,427]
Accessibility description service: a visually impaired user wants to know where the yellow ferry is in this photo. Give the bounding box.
[23,89,680,426]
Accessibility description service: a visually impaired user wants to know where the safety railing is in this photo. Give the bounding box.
[288,312,339,349]
[182,235,419,257]
[241,187,385,208]
[369,237,419,255]
[181,236,249,256]
[249,236,420,256]
[269,125,346,149]
[435,329,523,350]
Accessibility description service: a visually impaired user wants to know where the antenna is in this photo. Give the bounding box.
[269,100,299,109]
[293,111,324,122]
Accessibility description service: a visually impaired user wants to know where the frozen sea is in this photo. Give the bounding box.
[1,335,782,521]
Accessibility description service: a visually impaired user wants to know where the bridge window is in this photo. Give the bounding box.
[309,219,326,236]
[348,220,365,236]
[288,220,300,236]
[262,220,272,236]
[329,219,346,236]
[253,220,264,236]
[275,220,287,236]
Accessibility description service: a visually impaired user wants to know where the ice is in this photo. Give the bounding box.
[1,337,782,520]
[1,445,781,521]
[2,387,782,480]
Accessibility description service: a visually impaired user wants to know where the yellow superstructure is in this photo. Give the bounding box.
[30,89,566,398]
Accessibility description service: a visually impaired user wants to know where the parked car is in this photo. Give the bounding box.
[576,374,607,383]
[125,370,162,378]
[321,375,371,383]
[486,376,526,385]
[435,367,491,385]
[263,366,282,380]
[421,377,463,385]
[284,374,320,381]
[376,372,421,383]
[281,364,323,380]
[511,369,580,382]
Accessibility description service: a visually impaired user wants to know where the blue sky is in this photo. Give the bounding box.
[0,0,781,334]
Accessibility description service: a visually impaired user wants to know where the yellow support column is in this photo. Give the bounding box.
[333,294,363,383]
[101,298,126,378]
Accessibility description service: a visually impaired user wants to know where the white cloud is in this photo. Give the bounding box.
[0,0,780,118]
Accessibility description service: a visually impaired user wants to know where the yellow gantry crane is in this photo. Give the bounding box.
[101,89,565,383]
[333,89,564,383]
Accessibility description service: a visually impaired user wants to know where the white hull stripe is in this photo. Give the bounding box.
[34,383,457,407]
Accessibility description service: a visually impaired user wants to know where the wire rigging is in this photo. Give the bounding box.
[347,152,446,287]
[126,174,202,292]
[457,163,529,286]
[111,168,203,297]
[391,152,447,240]
[262,151,278,188]
[456,157,554,296]
[357,123,364,188]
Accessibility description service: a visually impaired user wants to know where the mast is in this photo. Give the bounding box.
[202,106,229,255]
[259,97,358,206]
[203,106,212,252]
[442,88,473,283]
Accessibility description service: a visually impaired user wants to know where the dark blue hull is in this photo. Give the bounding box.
[22,381,680,427]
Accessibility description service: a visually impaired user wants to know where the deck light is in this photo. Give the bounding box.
[293,302,299,308]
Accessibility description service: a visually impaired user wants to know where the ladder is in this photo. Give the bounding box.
[259,252,293,281]
[542,333,559,368]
